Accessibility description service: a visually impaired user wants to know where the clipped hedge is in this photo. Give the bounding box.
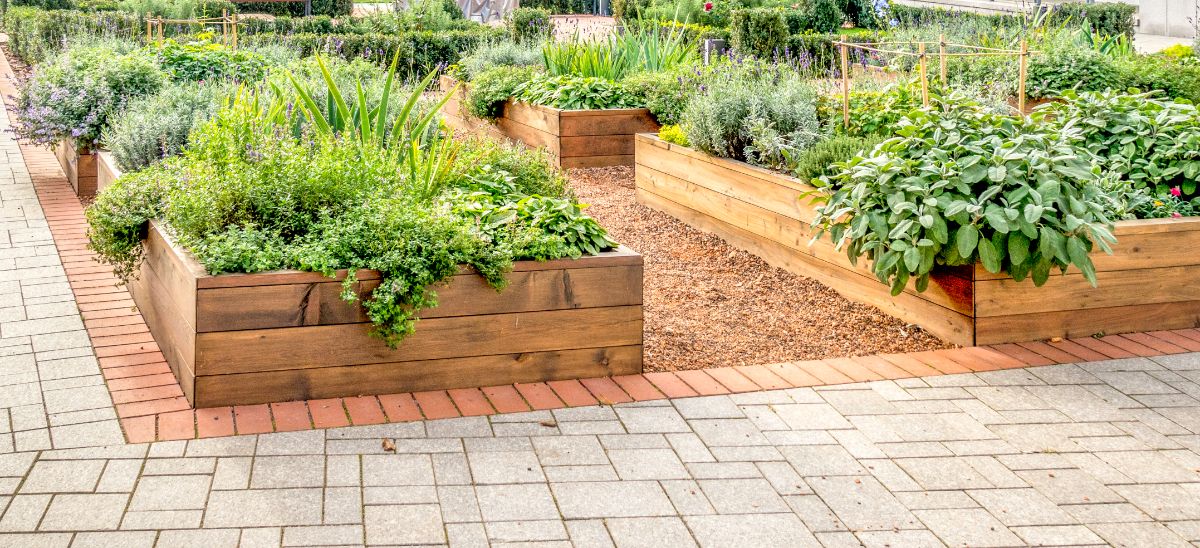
[3,7,146,63]
[1048,2,1137,38]
[231,0,350,17]
[240,27,504,73]
[730,8,788,57]
[519,0,594,14]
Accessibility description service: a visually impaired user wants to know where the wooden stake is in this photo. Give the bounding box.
[840,35,850,131]
[938,33,947,84]
[222,9,228,43]
[1018,39,1028,114]
[918,41,929,107]
[146,19,151,42]
[232,13,238,50]
[157,18,163,42]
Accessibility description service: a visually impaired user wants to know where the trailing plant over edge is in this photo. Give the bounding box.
[810,94,1118,296]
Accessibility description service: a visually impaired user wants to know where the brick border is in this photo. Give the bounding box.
[6,48,1200,444]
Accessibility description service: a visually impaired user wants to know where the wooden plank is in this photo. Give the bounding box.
[561,155,634,168]
[559,110,658,136]
[127,252,197,403]
[976,264,1200,317]
[196,264,644,332]
[560,134,637,157]
[143,223,200,332]
[96,149,120,194]
[195,305,644,375]
[975,301,1200,345]
[636,187,974,345]
[192,345,643,407]
[973,225,1200,280]
[502,101,560,135]
[636,163,973,316]
[493,116,559,154]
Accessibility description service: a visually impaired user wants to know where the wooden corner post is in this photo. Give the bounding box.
[1017,39,1028,113]
[840,35,850,130]
[918,41,929,107]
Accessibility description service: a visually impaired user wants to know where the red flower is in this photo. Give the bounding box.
[1171,186,1182,197]
[704,2,713,11]
[1172,212,1183,218]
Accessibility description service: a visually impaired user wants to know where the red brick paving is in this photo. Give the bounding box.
[11,54,1200,445]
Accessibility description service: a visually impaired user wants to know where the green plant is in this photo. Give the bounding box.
[611,0,650,20]
[239,27,505,76]
[517,0,593,14]
[820,79,926,136]
[466,64,542,119]
[3,7,144,64]
[1160,43,1196,58]
[102,81,227,172]
[1116,54,1200,104]
[1049,1,1136,39]
[516,74,640,110]
[789,134,882,181]
[1038,90,1200,200]
[811,96,1118,295]
[153,35,267,83]
[795,0,844,34]
[505,6,552,43]
[621,65,705,125]
[729,8,788,57]
[541,23,693,80]
[682,76,821,169]
[458,40,541,80]
[116,0,234,18]
[1027,46,1125,98]
[658,123,688,145]
[13,42,166,149]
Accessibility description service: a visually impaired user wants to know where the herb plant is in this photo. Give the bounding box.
[516,74,641,110]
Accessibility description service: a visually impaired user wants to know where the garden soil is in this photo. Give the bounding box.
[569,166,952,372]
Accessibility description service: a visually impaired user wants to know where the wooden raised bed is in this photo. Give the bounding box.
[53,137,97,197]
[635,133,1200,346]
[128,221,644,407]
[96,149,121,194]
[439,75,659,168]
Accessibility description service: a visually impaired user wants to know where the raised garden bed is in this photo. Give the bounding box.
[53,137,97,197]
[96,149,120,194]
[128,221,645,407]
[635,133,1200,346]
[439,75,659,169]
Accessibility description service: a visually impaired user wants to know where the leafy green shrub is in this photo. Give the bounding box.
[516,73,641,110]
[239,27,505,74]
[13,42,165,149]
[153,36,267,83]
[682,76,821,169]
[541,24,693,80]
[116,0,234,18]
[1049,2,1136,38]
[3,7,144,64]
[789,134,882,181]
[621,66,705,125]
[102,82,227,172]
[505,6,552,43]
[1038,90,1200,200]
[835,0,880,29]
[518,0,593,14]
[729,8,788,57]
[812,96,1118,294]
[1160,43,1195,58]
[611,0,649,20]
[466,64,541,119]
[818,79,925,136]
[228,0,350,17]
[87,63,614,347]
[458,40,541,80]
[793,0,843,34]
[1027,46,1126,98]
[1115,54,1200,104]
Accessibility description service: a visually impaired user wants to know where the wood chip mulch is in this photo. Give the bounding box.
[569,166,953,372]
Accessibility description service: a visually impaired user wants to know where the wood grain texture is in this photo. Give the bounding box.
[132,222,644,406]
[192,345,643,407]
[95,149,120,194]
[975,301,1200,345]
[54,137,97,197]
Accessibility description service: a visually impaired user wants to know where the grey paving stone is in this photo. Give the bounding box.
[684,513,820,548]
[895,457,993,490]
[544,464,619,482]
[68,531,157,548]
[202,489,323,528]
[129,475,212,511]
[660,480,715,516]
[808,475,921,531]
[1015,469,1125,505]
[48,420,123,449]
[698,478,789,514]
[770,404,853,430]
[250,455,325,489]
[688,419,770,447]
[665,433,715,463]
[1112,483,1200,521]
[606,517,697,548]
[551,481,675,518]
[211,457,252,491]
[361,485,437,505]
[672,396,743,419]
[18,460,103,493]
[281,524,362,546]
[780,445,866,476]
[432,453,471,485]
[0,494,49,532]
[608,448,688,480]
[446,522,488,548]
[184,436,257,457]
[142,457,215,476]
[965,488,1076,526]
[531,436,609,466]
[155,528,241,548]
[427,416,492,438]
[485,519,567,542]
[39,493,128,531]
[615,406,691,434]
[564,519,615,548]
[467,450,545,484]
[120,510,204,530]
[255,431,325,456]
[475,484,559,521]
[322,486,361,526]
[1011,524,1104,546]
[913,508,1023,547]
[361,454,435,486]
[1089,521,1193,547]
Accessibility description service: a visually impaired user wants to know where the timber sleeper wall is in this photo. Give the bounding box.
[439,75,659,168]
[634,133,1200,346]
[96,149,121,195]
[128,221,645,408]
[53,137,97,197]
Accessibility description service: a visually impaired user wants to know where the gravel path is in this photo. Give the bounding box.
[569,166,952,372]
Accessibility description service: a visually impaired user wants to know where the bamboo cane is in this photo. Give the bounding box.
[840,35,850,131]
[918,41,928,107]
[157,18,163,42]
[938,33,947,84]
[222,9,228,43]
[145,19,151,42]
[232,13,238,50]
[1018,39,1028,113]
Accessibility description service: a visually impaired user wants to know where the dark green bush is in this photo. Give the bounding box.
[240,27,504,73]
[889,3,1019,29]
[1027,46,1126,98]
[519,0,593,14]
[835,0,878,28]
[3,7,145,64]
[230,0,350,17]
[466,64,540,119]
[790,134,882,181]
[729,8,788,57]
[1049,2,1136,38]
[799,0,845,33]
[505,6,551,43]
[610,0,648,20]
[622,66,705,125]
[1116,55,1200,104]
